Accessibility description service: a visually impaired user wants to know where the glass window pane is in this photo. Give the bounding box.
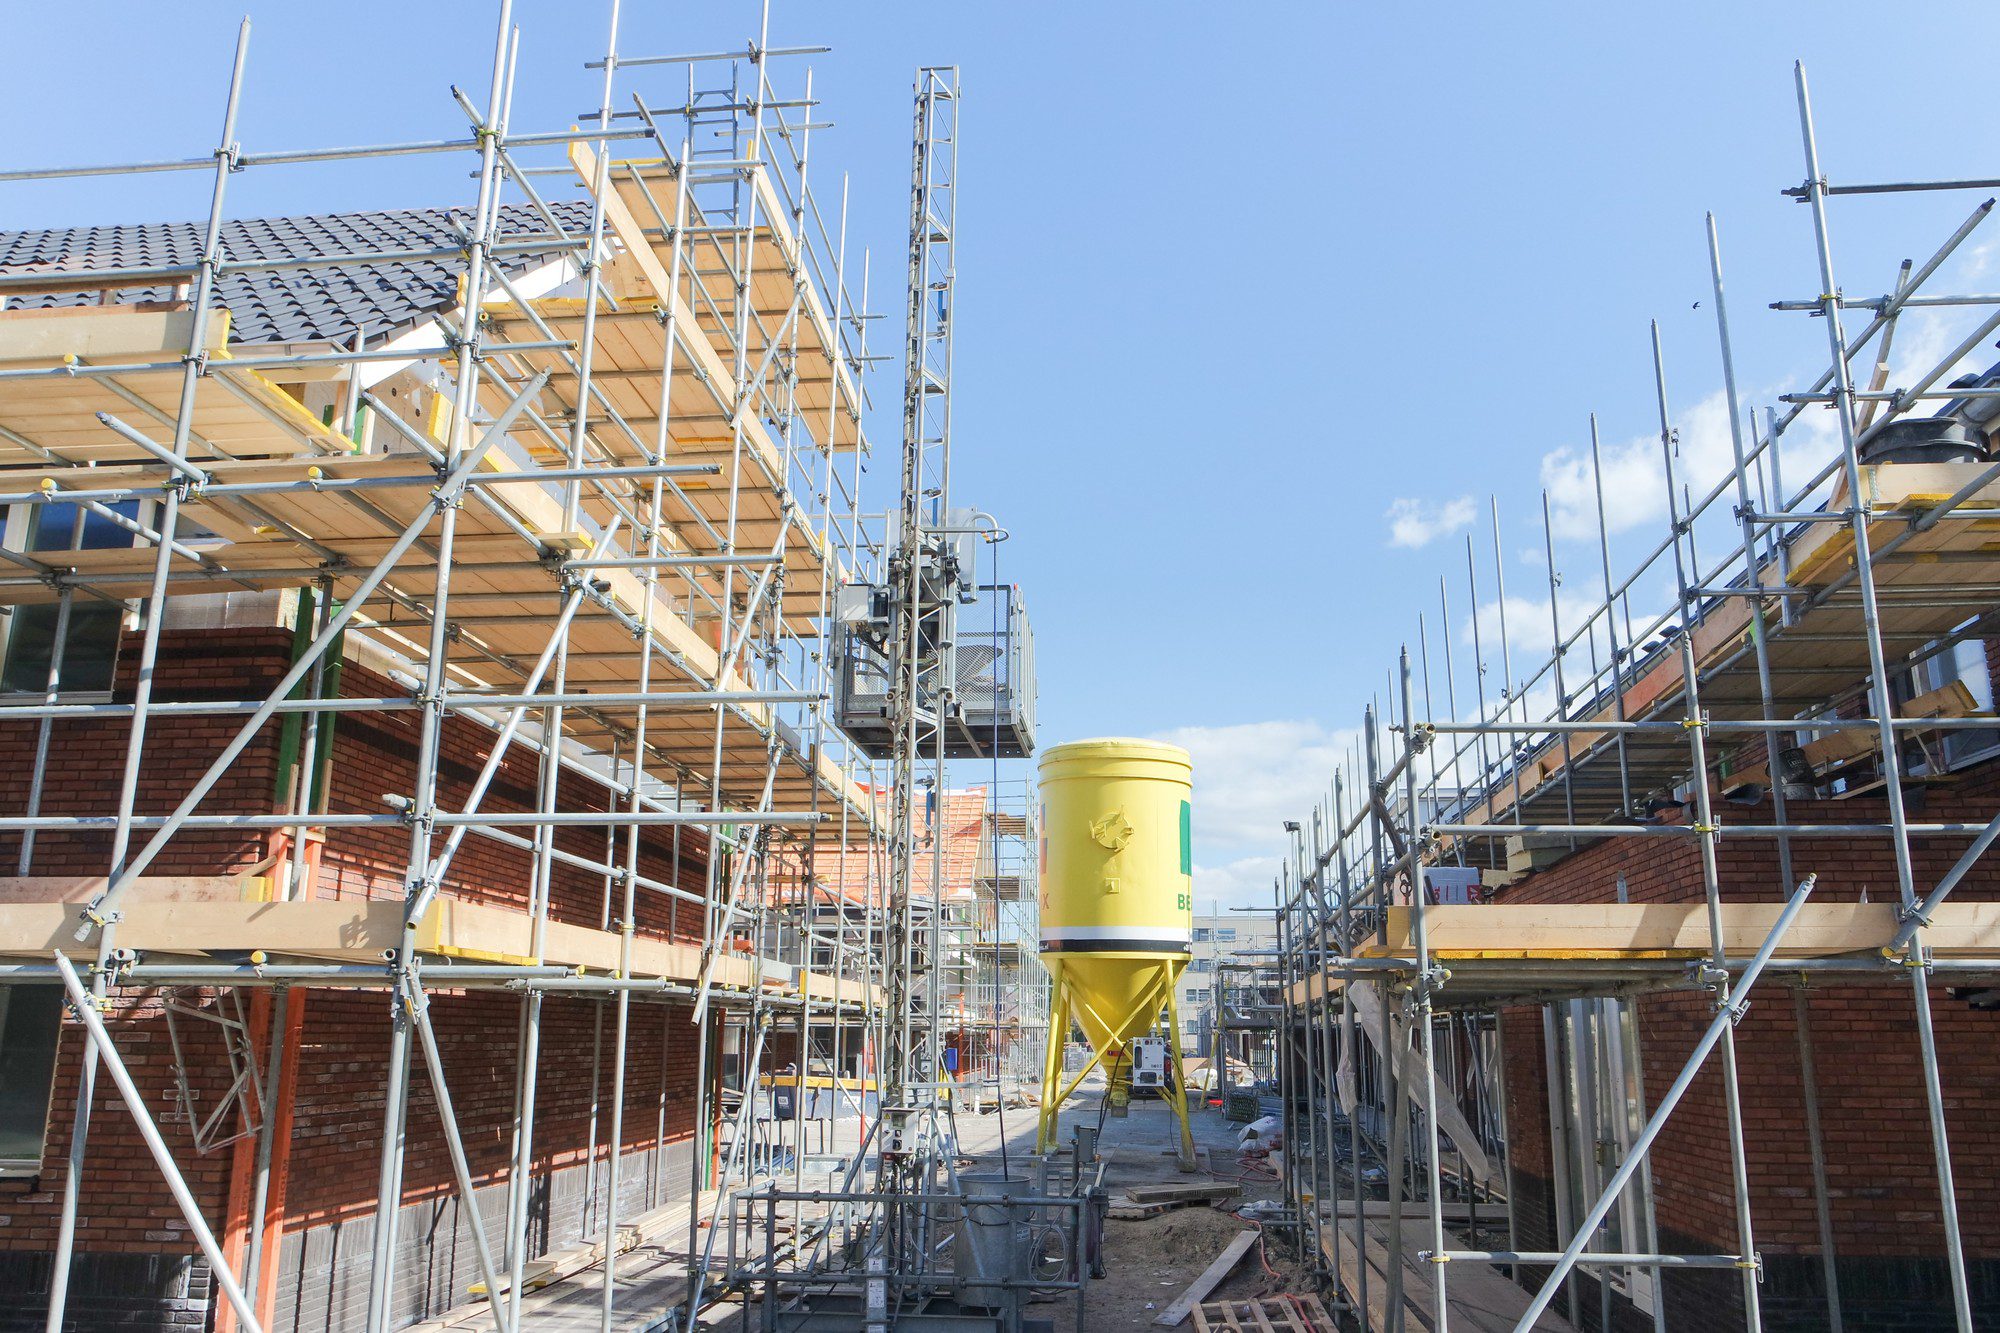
[4,500,136,693]
[0,986,61,1166]
[3,603,122,694]
[29,501,135,554]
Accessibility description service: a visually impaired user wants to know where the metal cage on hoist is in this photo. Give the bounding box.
[832,576,1036,761]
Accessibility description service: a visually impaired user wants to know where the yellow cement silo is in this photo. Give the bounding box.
[1034,738,1196,1167]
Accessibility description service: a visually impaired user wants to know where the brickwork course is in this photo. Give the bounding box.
[0,629,725,1332]
[1486,778,2000,1330]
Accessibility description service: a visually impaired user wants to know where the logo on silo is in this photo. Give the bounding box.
[1089,810,1134,851]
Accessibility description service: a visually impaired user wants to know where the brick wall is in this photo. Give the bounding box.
[1494,777,2000,1330]
[273,991,706,1332]
[0,624,292,881]
[316,658,711,945]
[0,1253,212,1333]
[2,630,725,1332]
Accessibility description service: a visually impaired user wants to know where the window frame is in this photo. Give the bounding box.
[0,500,142,703]
[1903,636,2000,774]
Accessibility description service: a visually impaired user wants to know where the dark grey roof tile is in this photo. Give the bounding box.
[0,200,594,347]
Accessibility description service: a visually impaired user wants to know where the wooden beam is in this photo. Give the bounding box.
[1154,1231,1259,1328]
[1362,901,2000,959]
[0,893,883,1007]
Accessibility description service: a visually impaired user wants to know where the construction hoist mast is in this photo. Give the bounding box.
[878,64,962,1196]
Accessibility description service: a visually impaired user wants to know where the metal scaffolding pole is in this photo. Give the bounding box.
[1656,323,1765,1328]
[3,10,896,1333]
[1264,66,2000,1333]
[44,26,252,1333]
[1791,68,1974,1330]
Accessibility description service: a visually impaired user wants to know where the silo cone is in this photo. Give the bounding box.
[1034,739,1197,1169]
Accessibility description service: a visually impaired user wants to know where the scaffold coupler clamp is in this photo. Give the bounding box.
[1888,941,1932,969]
[398,966,430,1022]
[74,900,120,942]
[105,948,138,988]
[1742,1251,1765,1280]
[64,985,110,1020]
[1410,721,1435,754]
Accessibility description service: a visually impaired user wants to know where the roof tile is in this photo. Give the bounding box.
[0,200,594,347]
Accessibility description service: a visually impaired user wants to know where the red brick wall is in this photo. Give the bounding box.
[2,628,722,1287]
[1495,778,2000,1270]
[0,625,292,879]
[1,989,242,1252]
[316,659,711,944]
[282,990,705,1231]
[0,629,290,1253]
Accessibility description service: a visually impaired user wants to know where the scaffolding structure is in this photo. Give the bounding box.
[1273,65,2000,1333]
[967,777,1045,1097]
[0,7,1038,1333]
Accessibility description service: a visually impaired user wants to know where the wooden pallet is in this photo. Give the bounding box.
[1109,1196,1226,1220]
[1192,1295,1338,1333]
[1111,1181,1241,1218]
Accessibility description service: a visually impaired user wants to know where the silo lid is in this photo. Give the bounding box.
[1037,737,1192,768]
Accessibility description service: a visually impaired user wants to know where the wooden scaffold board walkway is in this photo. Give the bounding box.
[1328,1219,1578,1333]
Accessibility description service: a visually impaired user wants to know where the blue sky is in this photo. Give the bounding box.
[8,3,2000,907]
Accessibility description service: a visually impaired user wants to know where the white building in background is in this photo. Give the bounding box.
[1178,912,1278,1056]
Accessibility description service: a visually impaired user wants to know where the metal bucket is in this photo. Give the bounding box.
[953,1172,1030,1311]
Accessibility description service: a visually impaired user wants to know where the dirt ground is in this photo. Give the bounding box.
[712,1093,1320,1333]
[1089,1205,1312,1331]
[955,1094,1315,1332]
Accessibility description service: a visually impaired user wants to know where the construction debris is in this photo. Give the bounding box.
[1190,1297,1340,1333]
[1152,1230,1260,1327]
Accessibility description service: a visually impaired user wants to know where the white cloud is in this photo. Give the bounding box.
[1190,855,1284,914]
[1149,718,1355,857]
[1386,495,1477,549]
[1460,588,1615,666]
[1540,393,1750,543]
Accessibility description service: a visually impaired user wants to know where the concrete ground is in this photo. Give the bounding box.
[413,1086,1309,1333]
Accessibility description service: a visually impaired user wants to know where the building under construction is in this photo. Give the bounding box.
[1273,66,2000,1333]
[21,10,2000,1333]
[0,9,1057,1333]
